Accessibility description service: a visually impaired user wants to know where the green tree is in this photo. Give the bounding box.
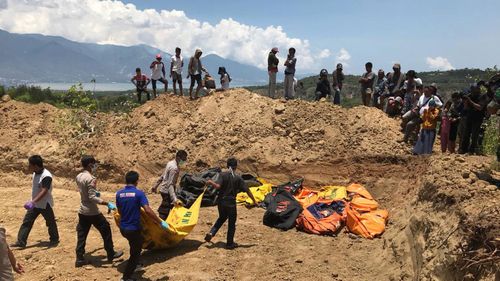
[62,83,97,111]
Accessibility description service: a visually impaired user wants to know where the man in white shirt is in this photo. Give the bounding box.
[150,54,168,98]
[11,155,59,248]
[170,47,184,96]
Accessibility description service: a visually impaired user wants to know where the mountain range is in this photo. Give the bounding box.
[0,29,272,86]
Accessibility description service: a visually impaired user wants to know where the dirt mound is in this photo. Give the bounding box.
[0,88,405,184]
[1,89,498,280]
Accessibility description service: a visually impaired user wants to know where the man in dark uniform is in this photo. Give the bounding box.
[204,158,257,249]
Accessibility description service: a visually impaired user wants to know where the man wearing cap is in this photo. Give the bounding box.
[359,62,376,106]
[267,47,279,98]
[332,63,345,105]
[75,156,123,267]
[387,63,405,96]
[188,49,206,100]
[204,157,257,249]
[150,54,168,98]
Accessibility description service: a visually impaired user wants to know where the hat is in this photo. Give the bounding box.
[393,63,401,69]
[195,48,202,54]
[81,155,99,168]
[337,63,343,69]
[156,54,162,59]
[395,96,403,103]
[378,69,385,74]
[430,82,438,89]
[271,47,279,53]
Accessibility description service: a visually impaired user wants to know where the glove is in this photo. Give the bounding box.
[24,201,34,210]
[160,221,169,230]
[107,202,117,210]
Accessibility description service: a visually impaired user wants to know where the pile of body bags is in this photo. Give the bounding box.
[239,179,389,239]
[175,168,388,239]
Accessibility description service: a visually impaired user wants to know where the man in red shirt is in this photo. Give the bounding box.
[131,67,151,103]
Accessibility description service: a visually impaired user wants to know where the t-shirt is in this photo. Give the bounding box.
[0,226,14,281]
[267,52,279,72]
[150,61,165,80]
[315,79,331,97]
[417,95,443,115]
[32,169,53,209]
[332,70,345,90]
[221,73,230,90]
[133,74,149,89]
[284,57,297,75]
[216,170,248,201]
[76,170,104,216]
[465,93,489,121]
[171,55,183,74]
[116,186,149,231]
[157,160,179,206]
[360,72,376,91]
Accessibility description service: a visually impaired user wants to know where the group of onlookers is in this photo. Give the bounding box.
[131,48,231,102]
[266,50,500,156]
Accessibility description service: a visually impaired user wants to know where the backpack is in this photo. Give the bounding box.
[263,187,303,230]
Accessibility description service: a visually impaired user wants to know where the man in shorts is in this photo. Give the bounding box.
[149,54,168,98]
[131,68,151,103]
[170,47,184,96]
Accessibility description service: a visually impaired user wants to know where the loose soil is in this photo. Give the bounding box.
[0,89,498,280]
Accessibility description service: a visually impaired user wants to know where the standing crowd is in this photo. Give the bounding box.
[131,47,232,103]
[266,46,499,156]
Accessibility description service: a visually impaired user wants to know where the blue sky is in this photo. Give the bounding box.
[1,0,498,74]
[122,0,500,73]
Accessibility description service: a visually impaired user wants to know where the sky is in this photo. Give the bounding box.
[0,0,499,74]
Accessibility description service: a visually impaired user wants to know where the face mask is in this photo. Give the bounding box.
[179,160,185,166]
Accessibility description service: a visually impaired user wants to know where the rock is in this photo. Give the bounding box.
[486,185,497,192]
[223,117,230,122]
[317,140,325,145]
[1,94,11,102]
[462,172,470,179]
[295,259,303,263]
[332,273,339,278]
[274,104,286,114]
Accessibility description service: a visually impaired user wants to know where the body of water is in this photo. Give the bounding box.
[30,80,261,92]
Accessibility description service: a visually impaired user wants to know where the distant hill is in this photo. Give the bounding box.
[0,29,267,85]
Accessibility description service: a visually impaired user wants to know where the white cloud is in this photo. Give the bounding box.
[0,0,338,71]
[335,48,351,67]
[426,56,454,71]
[315,49,331,59]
